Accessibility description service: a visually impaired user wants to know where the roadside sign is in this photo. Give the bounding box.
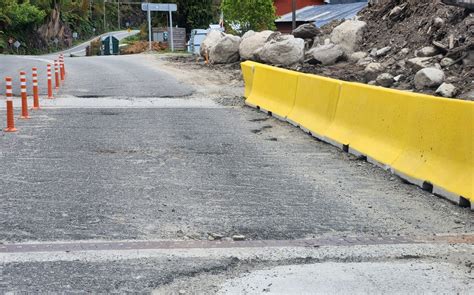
[141,3,177,12]
[13,41,20,48]
[143,2,177,52]
[73,32,78,39]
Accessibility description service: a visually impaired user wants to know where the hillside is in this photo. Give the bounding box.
[0,0,220,54]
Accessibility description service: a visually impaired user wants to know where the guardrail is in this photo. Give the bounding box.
[241,61,473,210]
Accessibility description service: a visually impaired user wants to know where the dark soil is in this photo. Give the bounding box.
[299,0,474,98]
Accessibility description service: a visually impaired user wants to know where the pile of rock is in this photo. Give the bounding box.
[198,0,473,100]
[200,30,241,64]
[356,0,473,99]
[200,29,305,67]
[200,20,366,68]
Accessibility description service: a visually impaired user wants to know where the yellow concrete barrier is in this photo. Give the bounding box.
[325,82,473,205]
[241,62,473,208]
[325,83,416,168]
[391,95,473,206]
[287,73,341,139]
[245,64,299,119]
[241,61,257,98]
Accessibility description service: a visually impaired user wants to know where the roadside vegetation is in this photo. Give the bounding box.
[221,0,276,34]
[0,0,221,55]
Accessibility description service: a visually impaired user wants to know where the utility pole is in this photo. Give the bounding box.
[147,0,152,51]
[292,0,297,31]
[90,0,93,21]
[169,7,174,52]
[117,1,120,29]
[103,0,106,32]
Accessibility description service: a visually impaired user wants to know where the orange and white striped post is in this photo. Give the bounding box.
[60,54,66,75]
[19,71,30,119]
[60,63,65,81]
[4,77,17,132]
[32,67,40,110]
[47,64,54,99]
[59,54,65,80]
[54,60,60,89]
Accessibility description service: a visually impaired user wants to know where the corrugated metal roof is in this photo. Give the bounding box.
[325,0,367,4]
[275,1,368,27]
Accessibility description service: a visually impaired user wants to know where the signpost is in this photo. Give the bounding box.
[141,3,177,52]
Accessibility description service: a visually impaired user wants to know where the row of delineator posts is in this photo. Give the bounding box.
[241,61,473,210]
[4,54,66,132]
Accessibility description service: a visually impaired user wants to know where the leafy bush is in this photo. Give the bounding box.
[221,0,276,34]
[6,1,46,28]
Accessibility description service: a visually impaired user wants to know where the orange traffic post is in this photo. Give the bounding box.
[4,77,17,132]
[54,60,60,89]
[60,63,65,81]
[59,58,65,81]
[19,71,30,119]
[47,64,54,99]
[60,54,66,76]
[32,67,40,110]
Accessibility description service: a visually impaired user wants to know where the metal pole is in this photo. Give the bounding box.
[147,2,152,51]
[169,7,174,52]
[292,0,297,31]
[117,1,120,29]
[103,0,106,32]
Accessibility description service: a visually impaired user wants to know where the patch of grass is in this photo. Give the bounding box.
[120,34,142,44]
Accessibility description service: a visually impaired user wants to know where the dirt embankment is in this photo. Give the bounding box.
[160,55,245,106]
[299,0,473,98]
[163,0,473,99]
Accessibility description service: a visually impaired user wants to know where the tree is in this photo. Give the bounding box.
[221,0,276,34]
[176,0,217,33]
[0,0,46,29]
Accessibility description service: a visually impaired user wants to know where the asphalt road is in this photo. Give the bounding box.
[61,30,140,56]
[0,51,472,293]
[0,30,143,96]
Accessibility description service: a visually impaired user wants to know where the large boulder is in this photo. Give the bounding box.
[364,62,383,81]
[241,30,256,40]
[306,43,344,65]
[414,68,445,89]
[330,20,367,53]
[376,73,394,87]
[440,57,455,67]
[416,46,439,57]
[375,46,391,57]
[239,30,274,61]
[293,23,320,39]
[435,83,457,98]
[349,51,368,62]
[209,34,241,64]
[200,30,224,57]
[407,57,436,71]
[258,33,305,66]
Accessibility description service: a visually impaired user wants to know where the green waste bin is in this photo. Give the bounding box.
[101,35,119,55]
